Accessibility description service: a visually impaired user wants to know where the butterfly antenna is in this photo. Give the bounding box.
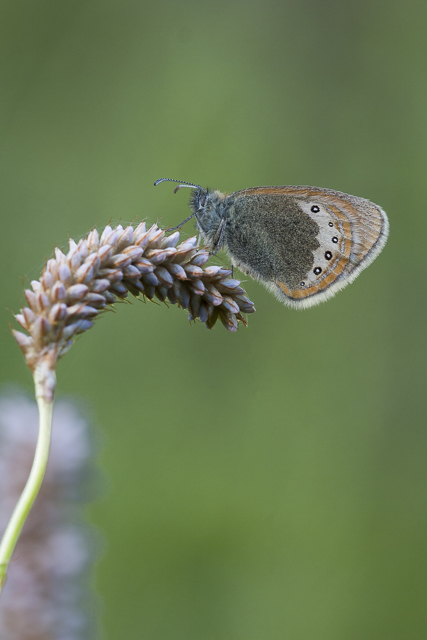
[154,178,206,194]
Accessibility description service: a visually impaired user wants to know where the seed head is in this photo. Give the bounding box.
[13,222,255,400]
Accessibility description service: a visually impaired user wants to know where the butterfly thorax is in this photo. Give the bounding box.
[190,188,230,252]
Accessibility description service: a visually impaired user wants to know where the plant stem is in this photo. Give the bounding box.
[0,365,55,596]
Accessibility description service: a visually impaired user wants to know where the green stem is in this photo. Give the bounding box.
[0,365,55,595]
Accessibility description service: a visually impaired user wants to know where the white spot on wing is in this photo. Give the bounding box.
[298,201,344,284]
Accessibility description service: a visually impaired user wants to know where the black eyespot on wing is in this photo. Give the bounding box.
[332,236,338,243]
[311,205,320,213]
[325,251,332,260]
[313,267,322,275]
[328,222,334,227]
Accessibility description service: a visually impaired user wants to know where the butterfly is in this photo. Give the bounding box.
[155,179,389,309]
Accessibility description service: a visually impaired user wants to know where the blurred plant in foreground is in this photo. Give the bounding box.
[0,390,98,639]
[0,220,255,595]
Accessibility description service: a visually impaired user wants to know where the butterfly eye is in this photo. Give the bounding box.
[311,205,320,213]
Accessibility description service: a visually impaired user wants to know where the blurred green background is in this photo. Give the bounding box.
[1,0,426,638]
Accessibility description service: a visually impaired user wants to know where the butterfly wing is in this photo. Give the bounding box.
[227,186,389,309]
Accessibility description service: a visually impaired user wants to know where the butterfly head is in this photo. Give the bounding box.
[154,178,228,250]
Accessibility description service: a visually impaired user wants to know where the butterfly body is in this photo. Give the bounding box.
[188,185,389,309]
[154,178,389,309]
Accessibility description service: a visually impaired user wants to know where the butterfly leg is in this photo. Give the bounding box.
[210,218,227,255]
[167,212,197,231]
[194,209,208,234]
